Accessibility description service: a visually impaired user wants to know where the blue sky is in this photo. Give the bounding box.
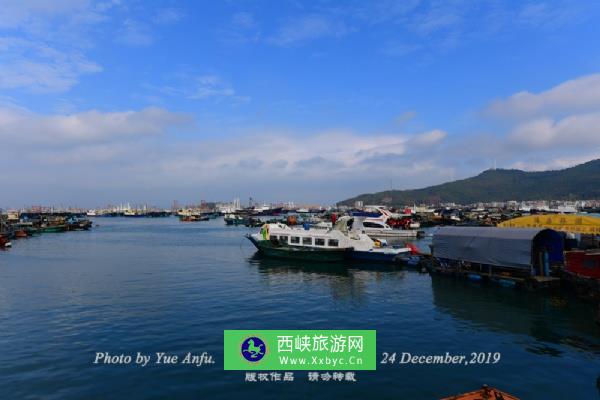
[1,0,600,207]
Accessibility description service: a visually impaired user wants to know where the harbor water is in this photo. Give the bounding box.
[0,218,599,399]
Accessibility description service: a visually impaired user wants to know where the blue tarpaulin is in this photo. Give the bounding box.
[432,226,564,270]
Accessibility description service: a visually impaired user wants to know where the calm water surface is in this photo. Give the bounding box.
[0,218,599,399]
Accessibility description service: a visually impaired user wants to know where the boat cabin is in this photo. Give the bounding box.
[269,233,341,249]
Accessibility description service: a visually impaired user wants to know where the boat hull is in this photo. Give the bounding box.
[40,225,67,233]
[247,235,348,262]
[365,230,418,239]
[349,249,410,263]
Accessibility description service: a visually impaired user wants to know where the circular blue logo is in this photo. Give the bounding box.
[241,336,266,362]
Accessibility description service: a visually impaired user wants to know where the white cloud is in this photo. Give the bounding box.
[0,0,93,29]
[517,1,583,28]
[221,12,261,44]
[186,75,250,102]
[0,37,102,92]
[478,73,600,173]
[509,111,600,148]
[232,12,258,30]
[0,106,192,145]
[0,1,115,93]
[483,73,600,154]
[141,73,249,103]
[411,129,447,146]
[153,8,183,25]
[486,73,600,118]
[509,153,600,171]
[161,129,449,182]
[395,110,417,125]
[189,75,235,99]
[411,3,464,36]
[1,98,598,205]
[0,107,455,204]
[268,15,351,46]
[117,19,153,47]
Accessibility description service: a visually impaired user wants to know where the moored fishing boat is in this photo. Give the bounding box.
[224,213,247,225]
[0,234,12,248]
[25,226,40,235]
[352,206,421,237]
[246,224,351,262]
[335,217,412,262]
[247,234,350,262]
[349,244,412,262]
[123,209,146,217]
[244,217,263,227]
[180,214,209,222]
[247,216,411,263]
[250,204,284,216]
[12,221,37,236]
[14,229,28,238]
[361,219,419,238]
[40,224,67,233]
[66,218,93,231]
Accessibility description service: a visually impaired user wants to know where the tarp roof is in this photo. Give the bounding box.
[432,226,562,270]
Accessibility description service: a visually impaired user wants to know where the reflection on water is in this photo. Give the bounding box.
[430,276,600,355]
[248,253,355,276]
[248,253,411,304]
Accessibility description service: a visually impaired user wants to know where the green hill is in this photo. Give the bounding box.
[339,159,600,206]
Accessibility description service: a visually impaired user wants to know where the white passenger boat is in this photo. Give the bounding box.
[361,219,418,238]
[247,216,412,262]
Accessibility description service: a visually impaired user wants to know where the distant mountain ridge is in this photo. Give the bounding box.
[339,159,600,206]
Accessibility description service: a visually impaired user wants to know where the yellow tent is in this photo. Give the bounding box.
[497,214,600,234]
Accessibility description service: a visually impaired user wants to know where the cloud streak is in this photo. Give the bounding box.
[117,19,154,47]
[487,73,600,119]
[0,106,192,146]
[0,37,102,92]
[268,15,351,46]
[189,75,236,100]
[0,106,455,204]
[509,112,600,148]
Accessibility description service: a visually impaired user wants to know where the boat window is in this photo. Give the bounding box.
[302,237,312,245]
[279,236,288,243]
[363,222,383,228]
[290,236,300,244]
[315,238,325,246]
[328,239,339,247]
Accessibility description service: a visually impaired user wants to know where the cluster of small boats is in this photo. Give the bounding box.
[224,214,263,227]
[225,205,425,238]
[0,214,93,249]
[246,216,418,264]
[176,209,220,222]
